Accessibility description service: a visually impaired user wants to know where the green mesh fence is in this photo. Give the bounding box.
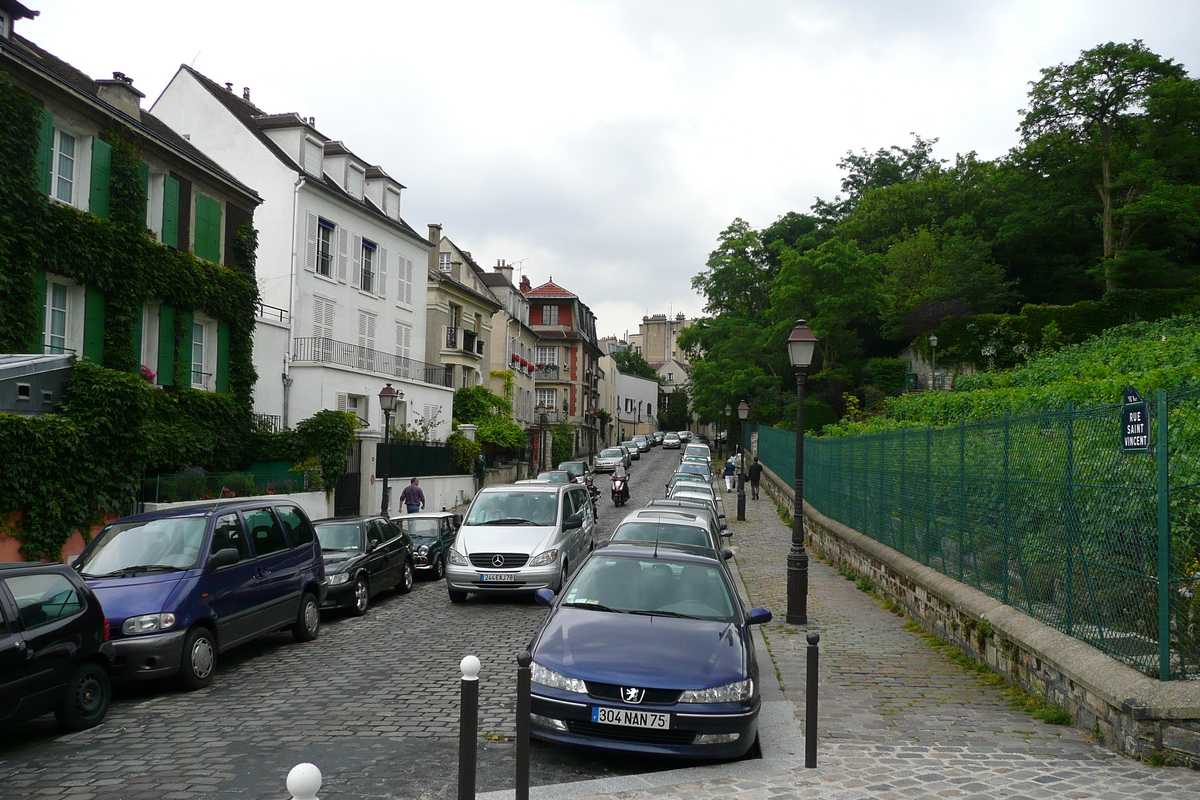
[747,387,1200,680]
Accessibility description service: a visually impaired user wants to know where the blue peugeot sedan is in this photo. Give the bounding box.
[528,542,771,759]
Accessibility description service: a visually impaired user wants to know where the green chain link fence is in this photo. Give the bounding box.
[747,387,1200,680]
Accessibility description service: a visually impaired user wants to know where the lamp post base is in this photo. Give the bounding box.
[786,543,809,625]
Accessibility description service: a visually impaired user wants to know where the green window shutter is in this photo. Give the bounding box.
[194,194,222,262]
[216,320,231,393]
[139,162,150,227]
[83,285,106,362]
[178,310,194,386]
[157,304,176,386]
[131,305,144,373]
[162,175,180,249]
[36,109,54,196]
[35,272,48,352]
[89,138,112,219]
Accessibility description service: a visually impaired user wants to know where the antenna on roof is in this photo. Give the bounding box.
[653,523,660,559]
[189,51,202,67]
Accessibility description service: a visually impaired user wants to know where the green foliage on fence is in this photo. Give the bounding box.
[750,384,1200,679]
[293,410,358,494]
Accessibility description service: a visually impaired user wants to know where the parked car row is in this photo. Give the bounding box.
[440,444,767,760]
[2,499,463,733]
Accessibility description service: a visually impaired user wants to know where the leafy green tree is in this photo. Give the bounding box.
[294,410,359,494]
[691,218,776,319]
[1020,40,1200,291]
[659,387,691,431]
[611,348,659,380]
[812,133,944,222]
[452,385,525,450]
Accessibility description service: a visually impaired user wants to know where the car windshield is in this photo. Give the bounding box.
[669,473,708,485]
[612,522,711,549]
[600,449,623,458]
[315,523,363,550]
[465,491,558,526]
[537,472,570,484]
[77,517,208,576]
[678,464,710,476]
[563,555,736,621]
[672,484,715,499]
[396,518,440,538]
[622,442,637,450]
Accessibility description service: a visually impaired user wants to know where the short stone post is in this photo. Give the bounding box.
[458,655,481,800]
[287,763,322,800]
[515,651,532,800]
[805,632,820,768]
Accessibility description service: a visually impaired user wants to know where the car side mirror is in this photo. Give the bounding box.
[746,607,772,625]
[534,588,555,606]
[208,547,240,570]
[720,530,732,538]
[366,540,379,553]
[721,547,734,560]
[452,514,463,528]
[563,513,583,531]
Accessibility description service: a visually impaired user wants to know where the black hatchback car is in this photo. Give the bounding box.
[314,516,415,615]
[0,562,116,731]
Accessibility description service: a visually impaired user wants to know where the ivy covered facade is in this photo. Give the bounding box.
[0,10,263,559]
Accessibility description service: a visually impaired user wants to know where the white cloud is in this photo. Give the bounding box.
[22,0,1200,337]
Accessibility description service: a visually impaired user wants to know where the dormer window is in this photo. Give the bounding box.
[347,165,364,199]
[1,11,11,39]
[439,252,452,272]
[385,188,401,219]
[303,137,323,177]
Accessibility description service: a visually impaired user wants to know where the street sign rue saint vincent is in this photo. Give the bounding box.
[1121,386,1149,453]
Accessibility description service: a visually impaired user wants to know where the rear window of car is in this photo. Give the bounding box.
[276,505,314,548]
[612,522,709,548]
[3,572,84,630]
[600,449,623,458]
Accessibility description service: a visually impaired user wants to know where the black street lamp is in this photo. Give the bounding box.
[736,400,749,521]
[378,383,402,515]
[787,320,817,625]
[928,333,939,391]
[536,402,548,471]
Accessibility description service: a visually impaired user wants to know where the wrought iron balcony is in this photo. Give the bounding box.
[535,365,560,380]
[292,337,453,387]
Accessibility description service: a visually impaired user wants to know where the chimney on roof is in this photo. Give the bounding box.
[243,87,251,101]
[494,259,514,284]
[225,82,233,92]
[520,275,532,294]
[427,224,442,273]
[95,71,145,120]
[676,312,685,321]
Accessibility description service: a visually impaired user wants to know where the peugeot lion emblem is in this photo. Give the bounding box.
[492,554,505,567]
[622,687,645,704]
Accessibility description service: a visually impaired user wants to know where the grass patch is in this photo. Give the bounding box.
[855,575,875,593]
[1145,750,1166,767]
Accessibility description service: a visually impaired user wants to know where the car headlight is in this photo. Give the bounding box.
[528,549,559,567]
[326,572,351,586]
[121,613,176,635]
[417,544,430,555]
[447,549,469,566]
[678,678,754,703]
[530,661,587,693]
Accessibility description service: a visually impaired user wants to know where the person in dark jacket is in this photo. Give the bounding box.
[748,457,763,500]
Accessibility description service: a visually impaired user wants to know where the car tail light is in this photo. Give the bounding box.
[102,617,110,642]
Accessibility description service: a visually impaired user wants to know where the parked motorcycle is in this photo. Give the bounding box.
[611,474,630,506]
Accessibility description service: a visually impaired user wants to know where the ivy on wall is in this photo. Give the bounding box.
[0,75,261,558]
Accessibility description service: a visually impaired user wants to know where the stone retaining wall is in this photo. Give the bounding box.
[759,465,1200,766]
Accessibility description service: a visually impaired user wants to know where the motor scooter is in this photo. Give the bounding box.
[611,474,629,506]
[584,476,600,516]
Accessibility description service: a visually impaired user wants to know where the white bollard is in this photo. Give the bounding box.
[287,762,322,800]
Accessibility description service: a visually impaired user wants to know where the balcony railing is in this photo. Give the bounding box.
[446,326,458,349]
[292,337,454,387]
[535,365,560,380]
[462,329,477,355]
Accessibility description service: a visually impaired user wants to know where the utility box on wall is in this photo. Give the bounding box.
[0,354,74,415]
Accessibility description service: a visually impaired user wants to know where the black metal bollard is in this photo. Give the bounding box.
[515,651,532,800]
[458,655,480,800]
[736,471,746,521]
[805,632,819,768]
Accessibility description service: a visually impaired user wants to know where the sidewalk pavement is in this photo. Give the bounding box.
[485,485,1200,800]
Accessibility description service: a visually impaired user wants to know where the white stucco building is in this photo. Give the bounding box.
[151,66,453,443]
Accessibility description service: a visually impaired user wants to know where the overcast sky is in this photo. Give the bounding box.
[22,0,1200,340]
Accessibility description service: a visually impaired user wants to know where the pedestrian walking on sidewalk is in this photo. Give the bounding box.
[749,457,763,500]
[399,477,425,514]
[723,456,736,492]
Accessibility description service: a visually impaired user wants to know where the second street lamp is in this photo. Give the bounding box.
[928,333,939,391]
[787,320,818,625]
[736,400,749,521]
[378,383,402,515]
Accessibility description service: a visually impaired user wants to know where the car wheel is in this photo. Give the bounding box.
[397,559,414,594]
[433,556,446,580]
[556,558,569,592]
[179,627,216,691]
[55,662,111,731]
[448,589,469,603]
[351,576,370,616]
[293,591,320,642]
